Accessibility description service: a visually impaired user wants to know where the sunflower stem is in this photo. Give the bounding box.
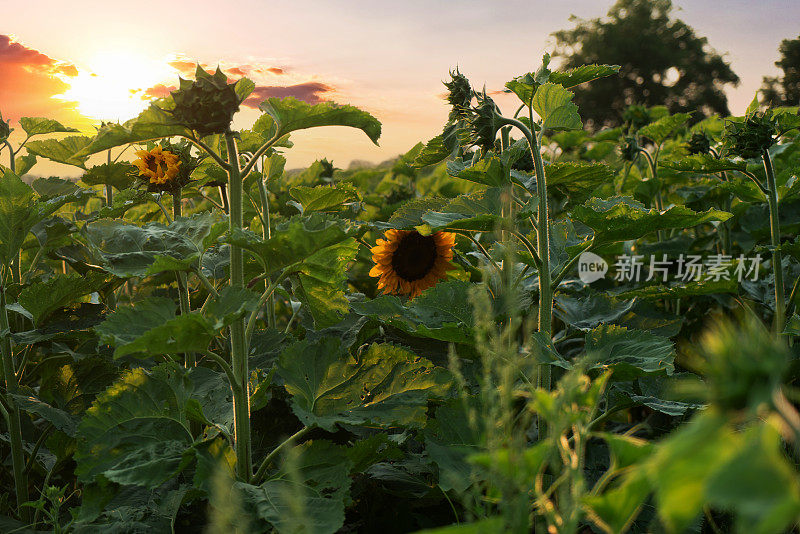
[763,149,786,337]
[225,131,252,481]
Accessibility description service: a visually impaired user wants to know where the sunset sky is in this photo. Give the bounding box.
[2,0,799,176]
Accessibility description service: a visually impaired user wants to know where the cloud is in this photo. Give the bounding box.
[141,80,334,109]
[242,81,334,108]
[0,34,76,120]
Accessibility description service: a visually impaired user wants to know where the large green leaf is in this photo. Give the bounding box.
[447,155,509,187]
[424,400,482,493]
[11,394,79,437]
[421,188,505,232]
[0,169,89,265]
[385,197,449,229]
[571,196,731,244]
[532,83,582,131]
[85,212,225,277]
[81,162,136,190]
[75,362,195,487]
[289,184,360,213]
[25,135,92,168]
[519,161,614,204]
[278,338,451,431]
[584,324,675,379]
[352,281,475,343]
[258,97,381,144]
[18,272,108,325]
[549,64,620,88]
[226,212,363,274]
[293,239,359,328]
[661,153,747,174]
[237,479,346,534]
[76,99,191,157]
[638,113,692,145]
[19,117,79,136]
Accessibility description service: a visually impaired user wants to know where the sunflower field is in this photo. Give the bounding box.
[1,54,800,534]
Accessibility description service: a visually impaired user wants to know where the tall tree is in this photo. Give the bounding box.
[552,0,739,128]
[761,35,800,106]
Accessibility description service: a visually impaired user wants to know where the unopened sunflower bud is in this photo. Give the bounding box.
[686,132,712,155]
[170,67,240,137]
[470,93,500,152]
[724,114,776,160]
[0,111,10,141]
[620,136,640,161]
[444,69,472,120]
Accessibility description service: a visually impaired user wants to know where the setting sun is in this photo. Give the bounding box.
[54,50,173,122]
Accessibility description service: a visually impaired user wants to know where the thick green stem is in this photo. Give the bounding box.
[4,140,15,173]
[225,132,252,480]
[1,278,29,520]
[639,148,665,241]
[530,130,553,398]
[173,188,193,370]
[763,150,786,336]
[105,149,113,207]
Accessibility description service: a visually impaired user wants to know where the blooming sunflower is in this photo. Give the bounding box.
[369,230,456,298]
[132,146,181,187]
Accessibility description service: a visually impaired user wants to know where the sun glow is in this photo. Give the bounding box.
[55,51,174,123]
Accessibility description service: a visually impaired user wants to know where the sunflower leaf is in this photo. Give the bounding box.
[293,239,359,328]
[258,97,381,145]
[25,135,92,169]
[19,117,79,136]
[278,338,452,431]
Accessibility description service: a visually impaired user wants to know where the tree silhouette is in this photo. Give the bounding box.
[552,0,739,128]
[761,35,800,106]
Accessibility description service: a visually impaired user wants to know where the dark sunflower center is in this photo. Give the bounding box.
[391,232,438,282]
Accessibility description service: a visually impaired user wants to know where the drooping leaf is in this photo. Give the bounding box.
[75,362,196,487]
[447,155,509,187]
[421,188,505,232]
[226,213,363,274]
[31,176,79,198]
[352,280,475,343]
[25,135,92,168]
[81,162,136,190]
[278,338,452,431]
[19,117,79,136]
[12,153,37,175]
[11,394,79,437]
[293,239,359,328]
[237,479,346,534]
[259,97,381,144]
[85,212,225,277]
[584,324,675,379]
[661,153,747,174]
[571,196,731,244]
[289,184,360,213]
[0,169,89,265]
[18,272,108,325]
[76,99,191,156]
[385,197,449,229]
[424,400,482,493]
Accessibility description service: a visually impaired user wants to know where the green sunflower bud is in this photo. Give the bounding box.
[0,110,10,141]
[686,132,712,155]
[470,92,500,152]
[620,136,640,161]
[444,69,472,120]
[170,66,240,137]
[724,113,777,160]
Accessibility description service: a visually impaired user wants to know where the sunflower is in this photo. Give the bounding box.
[369,230,456,298]
[132,146,181,186]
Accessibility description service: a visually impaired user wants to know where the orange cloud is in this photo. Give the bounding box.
[0,34,77,120]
